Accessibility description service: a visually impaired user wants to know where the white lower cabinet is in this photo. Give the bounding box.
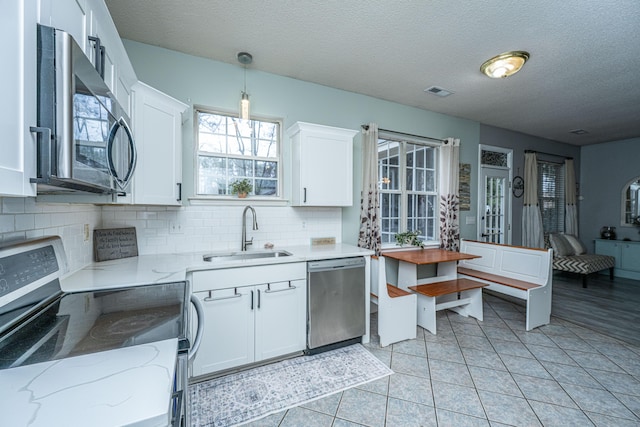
[190,263,306,377]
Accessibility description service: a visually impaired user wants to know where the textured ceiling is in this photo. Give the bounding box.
[104,0,640,146]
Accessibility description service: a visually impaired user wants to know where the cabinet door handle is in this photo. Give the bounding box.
[203,288,241,302]
[257,289,261,309]
[303,187,307,203]
[250,290,254,310]
[88,36,105,78]
[177,183,182,202]
[264,282,297,293]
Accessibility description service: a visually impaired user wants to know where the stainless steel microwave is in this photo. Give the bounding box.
[32,24,136,194]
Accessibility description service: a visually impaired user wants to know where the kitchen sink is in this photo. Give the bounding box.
[203,250,292,262]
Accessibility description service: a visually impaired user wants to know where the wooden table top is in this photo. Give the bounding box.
[381,248,481,265]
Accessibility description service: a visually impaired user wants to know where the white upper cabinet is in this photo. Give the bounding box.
[39,0,88,55]
[131,82,188,206]
[287,122,357,206]
[1,1,37,197]
[39,0,136,113]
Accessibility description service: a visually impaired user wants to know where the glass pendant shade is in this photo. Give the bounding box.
[480,51,530,78]
[237,52,253,121]
[240,92,250,121]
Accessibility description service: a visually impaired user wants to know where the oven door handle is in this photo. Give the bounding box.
[189,294,204,361]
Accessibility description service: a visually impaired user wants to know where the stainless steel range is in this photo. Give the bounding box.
[0,236,203,426]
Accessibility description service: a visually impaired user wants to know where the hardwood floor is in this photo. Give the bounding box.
[551,271,640,346]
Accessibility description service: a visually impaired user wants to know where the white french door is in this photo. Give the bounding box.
[479,167,511,244]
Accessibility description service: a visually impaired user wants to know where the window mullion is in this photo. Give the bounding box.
[399,142,409,232]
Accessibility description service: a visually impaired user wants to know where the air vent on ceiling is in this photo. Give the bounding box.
[424,86,454,97]
[569,129,589,135]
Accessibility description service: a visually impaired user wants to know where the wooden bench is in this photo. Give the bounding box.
[457,239,553,331]
[373,284,413,299]
[408,278,487,335]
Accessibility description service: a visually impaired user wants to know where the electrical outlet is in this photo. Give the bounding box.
[169,221,185,234]
[83,224,90,241]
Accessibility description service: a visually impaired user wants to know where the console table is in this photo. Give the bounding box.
[594,239,640,281]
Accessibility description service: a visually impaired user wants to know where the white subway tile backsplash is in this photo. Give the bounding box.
[2,199,343,270]
[15,214,35,231]
[1,199,101,273]
[1,198,26,214]
[0,215,14,233]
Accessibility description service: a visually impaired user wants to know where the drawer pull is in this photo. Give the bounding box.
[204,288,241,302]
[264,282,297,294]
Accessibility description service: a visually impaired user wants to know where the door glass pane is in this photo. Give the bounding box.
[484,175,506,243]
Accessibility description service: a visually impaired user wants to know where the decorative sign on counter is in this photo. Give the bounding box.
[93,227,139,262]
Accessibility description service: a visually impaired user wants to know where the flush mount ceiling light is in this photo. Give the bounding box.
[237,52,253,120]
[480,51,530,78]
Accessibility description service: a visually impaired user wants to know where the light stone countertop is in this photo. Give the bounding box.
[61,243,373,292]
[16,243,373,425]
[0,339,178,427]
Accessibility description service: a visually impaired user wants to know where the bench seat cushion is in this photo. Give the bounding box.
[553,254,615,275]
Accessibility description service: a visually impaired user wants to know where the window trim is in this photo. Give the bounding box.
[378,132,440,249]
[191,106,284,203]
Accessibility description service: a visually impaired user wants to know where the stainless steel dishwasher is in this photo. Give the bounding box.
[307,257,366,353]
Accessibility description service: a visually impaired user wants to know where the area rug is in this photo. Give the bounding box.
[189,344,393,427]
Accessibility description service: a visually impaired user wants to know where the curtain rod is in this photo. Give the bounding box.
[361,125,447,143]
[525,149,573,160]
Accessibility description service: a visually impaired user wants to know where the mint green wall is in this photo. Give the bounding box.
[122,40,493,244]
[580,137,640,247]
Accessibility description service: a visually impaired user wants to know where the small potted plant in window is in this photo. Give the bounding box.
[394,230,425,248]
[230,179,252,198]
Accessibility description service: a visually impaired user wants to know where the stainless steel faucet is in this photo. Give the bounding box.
[241,205,258,251]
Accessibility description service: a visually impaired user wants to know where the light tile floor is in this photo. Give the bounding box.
[245,294,640,427]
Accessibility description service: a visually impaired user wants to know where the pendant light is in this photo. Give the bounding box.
[237,52,253,120]
[480,51,530,78]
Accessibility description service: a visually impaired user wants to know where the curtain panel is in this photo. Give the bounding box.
[357,123,382,254]
[439,138,460,251]
[522,152,545,248]
[565,158,578,236]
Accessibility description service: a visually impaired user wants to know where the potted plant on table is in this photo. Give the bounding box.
[230,179,252,198]
[394,230,425,248]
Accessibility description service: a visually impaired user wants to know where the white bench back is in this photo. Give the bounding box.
[459,240,552,287]
[371,256,391,302]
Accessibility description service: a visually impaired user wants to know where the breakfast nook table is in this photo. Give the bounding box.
[381,248,485,334]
